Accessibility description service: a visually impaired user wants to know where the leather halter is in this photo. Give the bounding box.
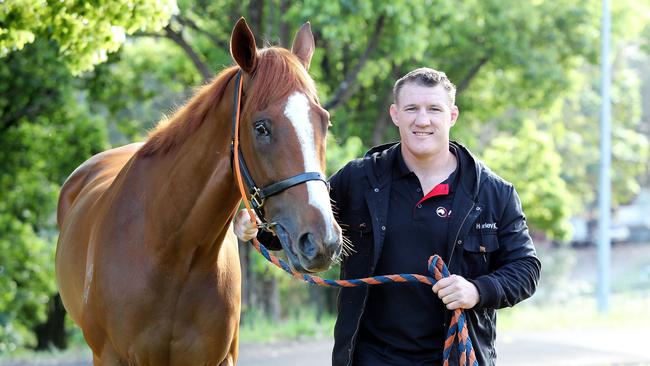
[230,70,328,229]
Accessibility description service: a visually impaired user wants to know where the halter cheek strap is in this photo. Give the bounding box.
[230,70,328,229]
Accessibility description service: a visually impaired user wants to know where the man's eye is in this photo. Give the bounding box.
[254,121,270,136]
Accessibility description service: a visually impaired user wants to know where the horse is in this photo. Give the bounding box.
[55,18,342,366]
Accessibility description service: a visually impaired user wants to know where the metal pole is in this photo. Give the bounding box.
[597,0,612,313]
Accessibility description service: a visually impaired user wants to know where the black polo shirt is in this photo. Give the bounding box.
[354,146,459,366]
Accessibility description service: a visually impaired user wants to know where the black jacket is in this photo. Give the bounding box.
[329,141,541,366]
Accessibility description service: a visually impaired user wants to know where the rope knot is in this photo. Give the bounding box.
[428,255,478,366]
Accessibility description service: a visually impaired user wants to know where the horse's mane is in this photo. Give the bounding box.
[139,47,317,157]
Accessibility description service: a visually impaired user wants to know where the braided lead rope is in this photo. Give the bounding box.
[249,238,478,366]
[430,256,478,366]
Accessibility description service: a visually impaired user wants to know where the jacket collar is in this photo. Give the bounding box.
[363,140,481,200]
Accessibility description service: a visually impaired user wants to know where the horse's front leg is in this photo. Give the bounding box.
[218,325,238,366]
[92,341,126,366]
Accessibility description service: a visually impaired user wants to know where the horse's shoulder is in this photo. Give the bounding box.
[57,143,143,227]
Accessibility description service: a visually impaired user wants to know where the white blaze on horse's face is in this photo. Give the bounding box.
[283,92,336,241]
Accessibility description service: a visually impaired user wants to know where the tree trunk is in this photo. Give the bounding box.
[33,294,67,350]
[372,65,399,146]
[261,275,281,321]
[239,239,254,319]
[278,0,291,47]
[248,0,265,44]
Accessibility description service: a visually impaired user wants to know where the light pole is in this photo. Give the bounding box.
[597,0,612,313]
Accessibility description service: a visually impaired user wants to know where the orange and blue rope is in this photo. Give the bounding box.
[250,237,479,366]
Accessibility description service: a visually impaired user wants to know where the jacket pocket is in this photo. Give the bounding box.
[462,234,499,279]
[340,213,373,279]
[347,214,372,236]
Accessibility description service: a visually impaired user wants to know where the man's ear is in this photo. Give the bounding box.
[291,22,315,70]
[230,17,258,73]
[389,104,399,127]
[450,105,459,126]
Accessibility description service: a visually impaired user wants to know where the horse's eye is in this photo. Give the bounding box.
[254,120,271,137]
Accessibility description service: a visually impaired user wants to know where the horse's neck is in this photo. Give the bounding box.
[142,105,240,257]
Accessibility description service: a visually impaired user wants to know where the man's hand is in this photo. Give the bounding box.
[431,275,480,310]
[233,209,259,242]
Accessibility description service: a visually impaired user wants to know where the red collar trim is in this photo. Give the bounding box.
[416,184,450,207]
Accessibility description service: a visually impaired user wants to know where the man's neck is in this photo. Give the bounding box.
[401,144,457,192]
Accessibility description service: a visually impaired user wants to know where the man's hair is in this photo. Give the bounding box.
[393,67,456,106]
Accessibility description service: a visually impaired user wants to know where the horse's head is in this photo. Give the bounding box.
[230,19,342,273]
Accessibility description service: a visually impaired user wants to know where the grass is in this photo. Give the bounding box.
[239,291,650,343]
[498,291,650,332]
[239,309,336,343]
[0,345,91,362]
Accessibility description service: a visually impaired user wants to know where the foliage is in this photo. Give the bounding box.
[482,120,574,240]
[240,307,335,343]
[551,61,650,208]
[0,0,176,74]
[325,134,364,176]
[83,37,202,143]
[288,0,600,146]
[498,292,650,331]
[0,40,108,350]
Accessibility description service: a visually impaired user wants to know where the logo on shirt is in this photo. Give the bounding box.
[436,207,451,218]
[476,222,498,230]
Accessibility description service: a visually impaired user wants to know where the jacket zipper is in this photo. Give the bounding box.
[347,289,368,366]
[447,202,475,267]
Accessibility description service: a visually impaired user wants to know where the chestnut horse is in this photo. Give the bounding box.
[55,19,342,365]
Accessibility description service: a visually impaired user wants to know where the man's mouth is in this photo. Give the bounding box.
[413,131,433,136]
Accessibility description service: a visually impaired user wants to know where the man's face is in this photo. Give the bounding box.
[390,83,459,162]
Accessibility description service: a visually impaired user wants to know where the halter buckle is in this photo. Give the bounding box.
[258,221,277,234]
[250,187,265,209]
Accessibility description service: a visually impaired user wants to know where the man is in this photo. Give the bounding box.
[234,68,541,366]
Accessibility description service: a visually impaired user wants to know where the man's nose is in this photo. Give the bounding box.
[415,108,430,126]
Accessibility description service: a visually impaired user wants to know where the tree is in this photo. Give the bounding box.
[83,1,597,146]
[482,121,574,240]
[0,40,108,351]
[0,0,175,74]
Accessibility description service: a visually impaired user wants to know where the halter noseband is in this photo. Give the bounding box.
[230,70,328,230]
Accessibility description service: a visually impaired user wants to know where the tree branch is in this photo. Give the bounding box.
[324,14,386,110]
[371,64,399,145]
[163,24,212,82]
[456,55,490,95]
[1,89,58,132]
[175,15,229,50]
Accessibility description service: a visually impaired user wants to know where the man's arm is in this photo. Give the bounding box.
[471,186,542,309]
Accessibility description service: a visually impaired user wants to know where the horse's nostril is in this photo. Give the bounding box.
[298,232,318,260]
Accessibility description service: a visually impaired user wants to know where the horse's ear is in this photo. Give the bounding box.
[291,22,315,70]
[230,17,258,73]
